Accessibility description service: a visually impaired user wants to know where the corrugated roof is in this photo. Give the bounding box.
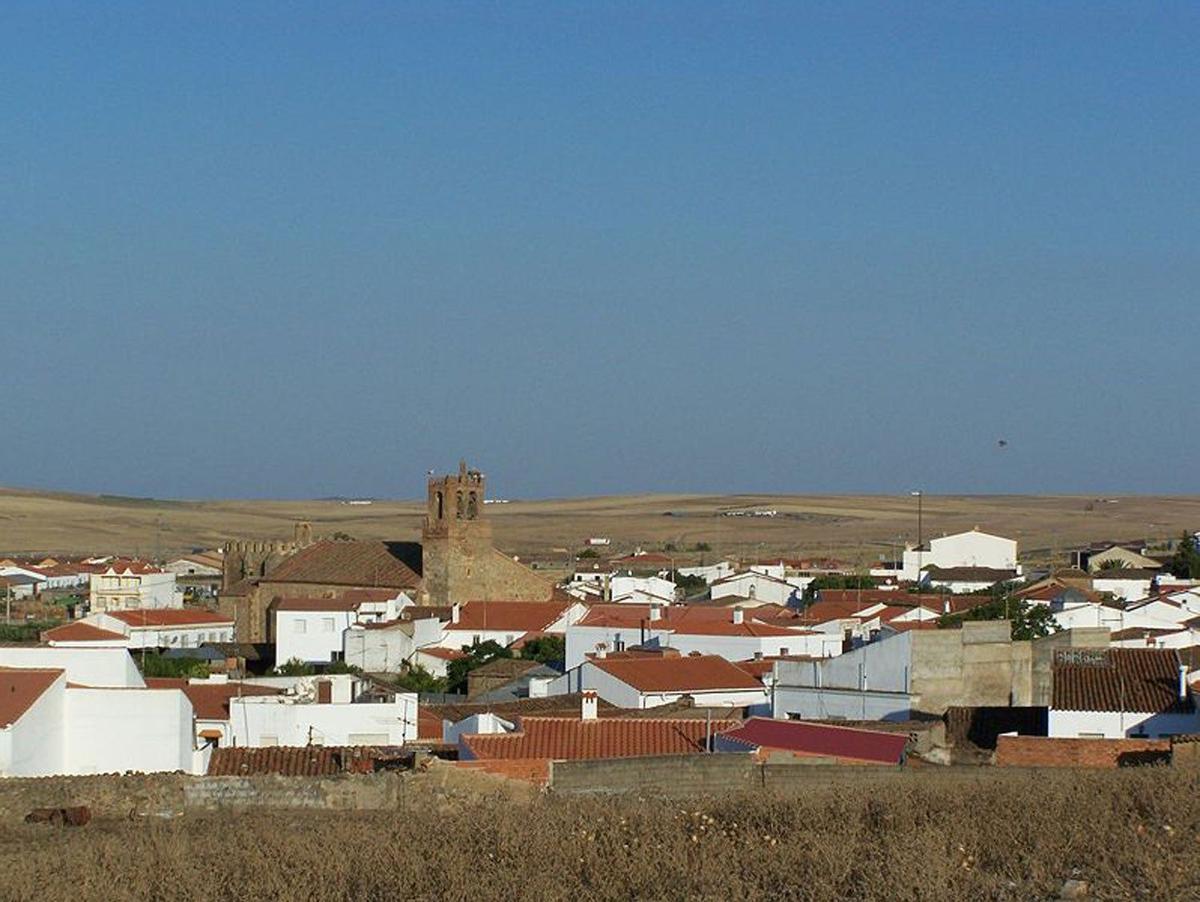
[263,540,422,588]
[590,654,766,693]
[1052,648,1193,714]
[461,716,739,761]
[0,668,63,727]
[719,717,907,764]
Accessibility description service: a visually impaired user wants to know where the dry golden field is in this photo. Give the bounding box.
[1,485,1198,566]
[0,768,1196,900]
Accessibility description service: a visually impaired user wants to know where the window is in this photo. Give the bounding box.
[322,618,336,633]
[294,620,307,634]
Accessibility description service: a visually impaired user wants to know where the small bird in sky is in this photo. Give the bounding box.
[997,439,1008,448]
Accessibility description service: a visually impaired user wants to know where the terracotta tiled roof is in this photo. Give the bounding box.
[0,668,63,727]
[145,678,283,719]
[461,716,740,761]
[719,717,907,764]
[416,647,469,661]
[274,596,362,612]
[400,605,452,622]
[100,559,164,575]
[41,622,128,643]
[448,601,570,633]
[207,746,362,776]
[590,654,766,693]
[107,608,233,628]
[263,540,422,588]
[1052,648,1193,714]
[577,604,807,636]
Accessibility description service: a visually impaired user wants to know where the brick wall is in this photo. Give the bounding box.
[995,735,1171,768]
[455,758,550,785]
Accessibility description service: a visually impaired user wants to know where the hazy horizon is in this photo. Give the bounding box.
[4,5,1197,500]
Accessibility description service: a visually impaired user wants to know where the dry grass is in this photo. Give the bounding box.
[2,485,1199,566]
[0,768,1197,900]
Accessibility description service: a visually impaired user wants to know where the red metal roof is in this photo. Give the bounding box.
[719,717,908,765]
[461,716,739,761]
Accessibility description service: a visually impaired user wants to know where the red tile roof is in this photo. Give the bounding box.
[448,601,571,633]
[98,559,164,575]
[461,716,740,761]
[1052,648,1192,714]
[719,717,907,765]
[206,746,348,776]
[263,540,422,588]
[0,668,63,727]
[144,678,283,719]
[417,647,469,661]
[107,608,233,629]
[576,604,808,637]
[41,622,128,643]
[590,655,766,693]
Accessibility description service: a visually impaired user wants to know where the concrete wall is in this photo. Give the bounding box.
[910,622,1032,712]
[228,695,418,747]
[772,686,914,722]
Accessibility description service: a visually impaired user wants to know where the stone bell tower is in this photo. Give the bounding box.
[421,460,493,604]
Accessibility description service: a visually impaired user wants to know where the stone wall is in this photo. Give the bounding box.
[995,735,1171,768]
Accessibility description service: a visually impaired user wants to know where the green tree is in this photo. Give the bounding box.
[445,640,512,694]
[938,596,1059,641]
[802,574,875,602]
[324,660,362,675]
[139,652,210,679]
[273,657,316,676]
[520,635,565,665]
[667,570,707,597]
[1167,533,1200,579]
[1097,558,1128,571]
[387,664,447,694]
[692,542,711,552]
[576,547,600,559]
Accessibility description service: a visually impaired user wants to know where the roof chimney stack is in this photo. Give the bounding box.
[581,691,598,721]
[595,643,607,660]
[648,603,662,622]
[732,607,744,625]
[451,603,461,624]
[1180,663,1189,701]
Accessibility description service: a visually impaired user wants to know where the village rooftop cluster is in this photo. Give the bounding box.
[2,462,1200,782]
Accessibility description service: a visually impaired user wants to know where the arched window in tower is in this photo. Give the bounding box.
[435,491,444,520]
[467,492,478,520]
[456,491,465,519]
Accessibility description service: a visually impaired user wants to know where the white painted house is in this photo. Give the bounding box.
[88,561,178,612]
[900,529,1019,582]
[228,685,417,747]
[275,593,408,665]
[44,608,235,650]
[0,646,208,777]
[1048,647,1200,738]
[710,571,804,606]
[549,652,770,710]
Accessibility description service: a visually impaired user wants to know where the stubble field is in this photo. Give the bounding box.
[0,767,1195,900]
[1,486,1198,566]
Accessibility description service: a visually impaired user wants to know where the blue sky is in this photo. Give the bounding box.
[2,3,1197,499]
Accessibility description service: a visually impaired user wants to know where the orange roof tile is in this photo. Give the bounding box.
[41,622,128,643]
[590,655,766,693]
[461,716,740,761]
[264,540,421,588]
[145,678,284,719]
[417,647,469,661]
[0,668,63,727]
[449,601,571,633]
[107,608,233,629]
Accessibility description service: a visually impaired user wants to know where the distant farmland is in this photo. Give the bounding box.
[1,485,1197,566]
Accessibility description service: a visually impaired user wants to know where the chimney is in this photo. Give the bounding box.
[581,691,598,721]
[1179,664,1189,701]
[451,603,461,624]
[595,643,607,660]
[732,607,744,625]
[753,651,763,661]
[943,597,951,615]
[648,604,662,622]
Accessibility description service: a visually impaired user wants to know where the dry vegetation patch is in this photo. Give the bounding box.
[0,769,1196,900]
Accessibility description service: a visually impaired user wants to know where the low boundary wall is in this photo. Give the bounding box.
[995,735,1171,768]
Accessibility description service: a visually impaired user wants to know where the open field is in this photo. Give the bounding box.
[0,768,1196,900]
[2,486,1199,566]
